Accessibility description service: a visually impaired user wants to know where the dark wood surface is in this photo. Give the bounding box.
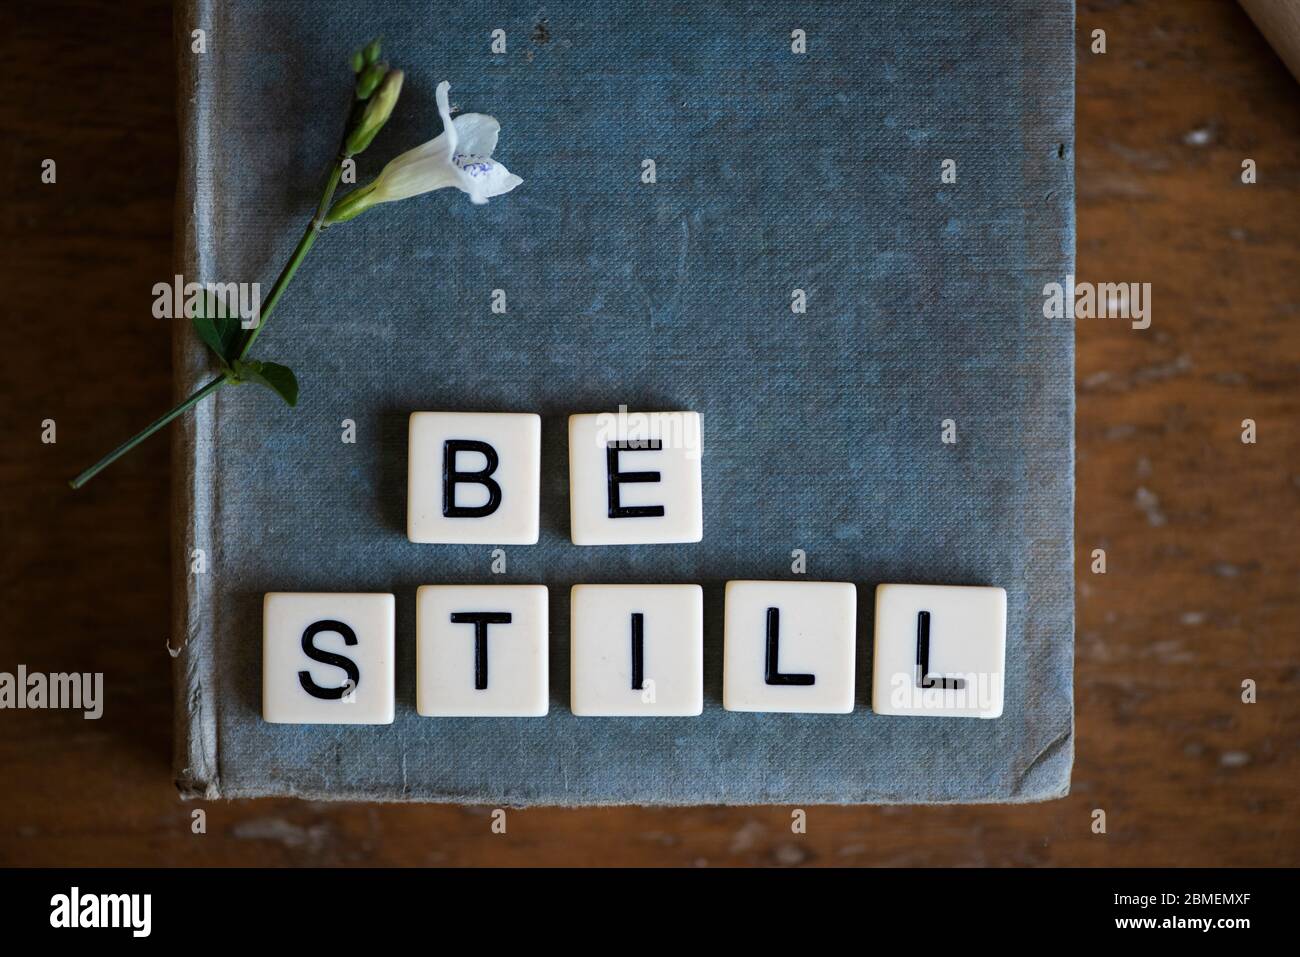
[1,0,1296,866]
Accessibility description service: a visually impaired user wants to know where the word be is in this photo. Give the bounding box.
[262,582,1006,724]
[407,410,703,545]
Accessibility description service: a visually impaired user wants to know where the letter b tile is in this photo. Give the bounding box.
[416,585,549,716]
[262,592,395,724]
[408,412,541,544]
[722,580,857,713]
[870,583,1006,718]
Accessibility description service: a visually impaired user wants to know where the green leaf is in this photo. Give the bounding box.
[190,292,246,364]
[232,359,298,407]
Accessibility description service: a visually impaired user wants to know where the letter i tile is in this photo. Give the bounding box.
[570,584,704,716]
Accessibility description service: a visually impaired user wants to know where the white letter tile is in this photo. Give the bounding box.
[870,583,1006,719]
[568,410,703,545]
[408,411,541,544]
[570,584,703,716]
[416,584,549,717]
[722,580,856,713]
[263,592,395,725]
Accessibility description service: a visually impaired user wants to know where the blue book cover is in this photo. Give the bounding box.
[172,0,1075,803]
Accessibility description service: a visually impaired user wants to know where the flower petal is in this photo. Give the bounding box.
[452,113,500,158]
[435,80,457,159]
[376,132,450,187]
[451,154,523,204]
[374,151,460,202]
[332,80,522,215]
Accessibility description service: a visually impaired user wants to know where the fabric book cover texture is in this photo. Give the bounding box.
[172,0,1076,804]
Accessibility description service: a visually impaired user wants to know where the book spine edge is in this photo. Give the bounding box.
[171,0,221,800]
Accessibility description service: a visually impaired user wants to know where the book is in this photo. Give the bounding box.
[173,0,1075,804]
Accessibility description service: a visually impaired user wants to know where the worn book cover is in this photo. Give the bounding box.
[172,0,1075,804]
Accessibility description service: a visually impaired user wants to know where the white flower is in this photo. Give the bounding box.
[327,81,522,222]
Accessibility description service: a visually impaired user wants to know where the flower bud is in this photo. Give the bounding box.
[345,70,403,156]
[354,61,387,100]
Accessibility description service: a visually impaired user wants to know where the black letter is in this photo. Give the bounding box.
[298,619,361,699]
[915,611,965,689]
[631,612,645,690]
[450,612,513,689]
[607,440,666,518]
[443,439,502,518]
[764,607,814,686]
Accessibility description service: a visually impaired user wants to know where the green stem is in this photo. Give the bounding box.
[70,151,351,489]
[237,158,344,361]
[68,376,227,489]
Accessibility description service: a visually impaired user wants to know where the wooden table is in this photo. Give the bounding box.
[1,0,1295,866]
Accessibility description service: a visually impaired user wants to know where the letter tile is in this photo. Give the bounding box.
[262,592,395,724]
[722,580,856,713]
[407,411,541,544]
[416,584,549,716]
[570,584,703,716]
[568,410,703,545]
[870,583,1006,718]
